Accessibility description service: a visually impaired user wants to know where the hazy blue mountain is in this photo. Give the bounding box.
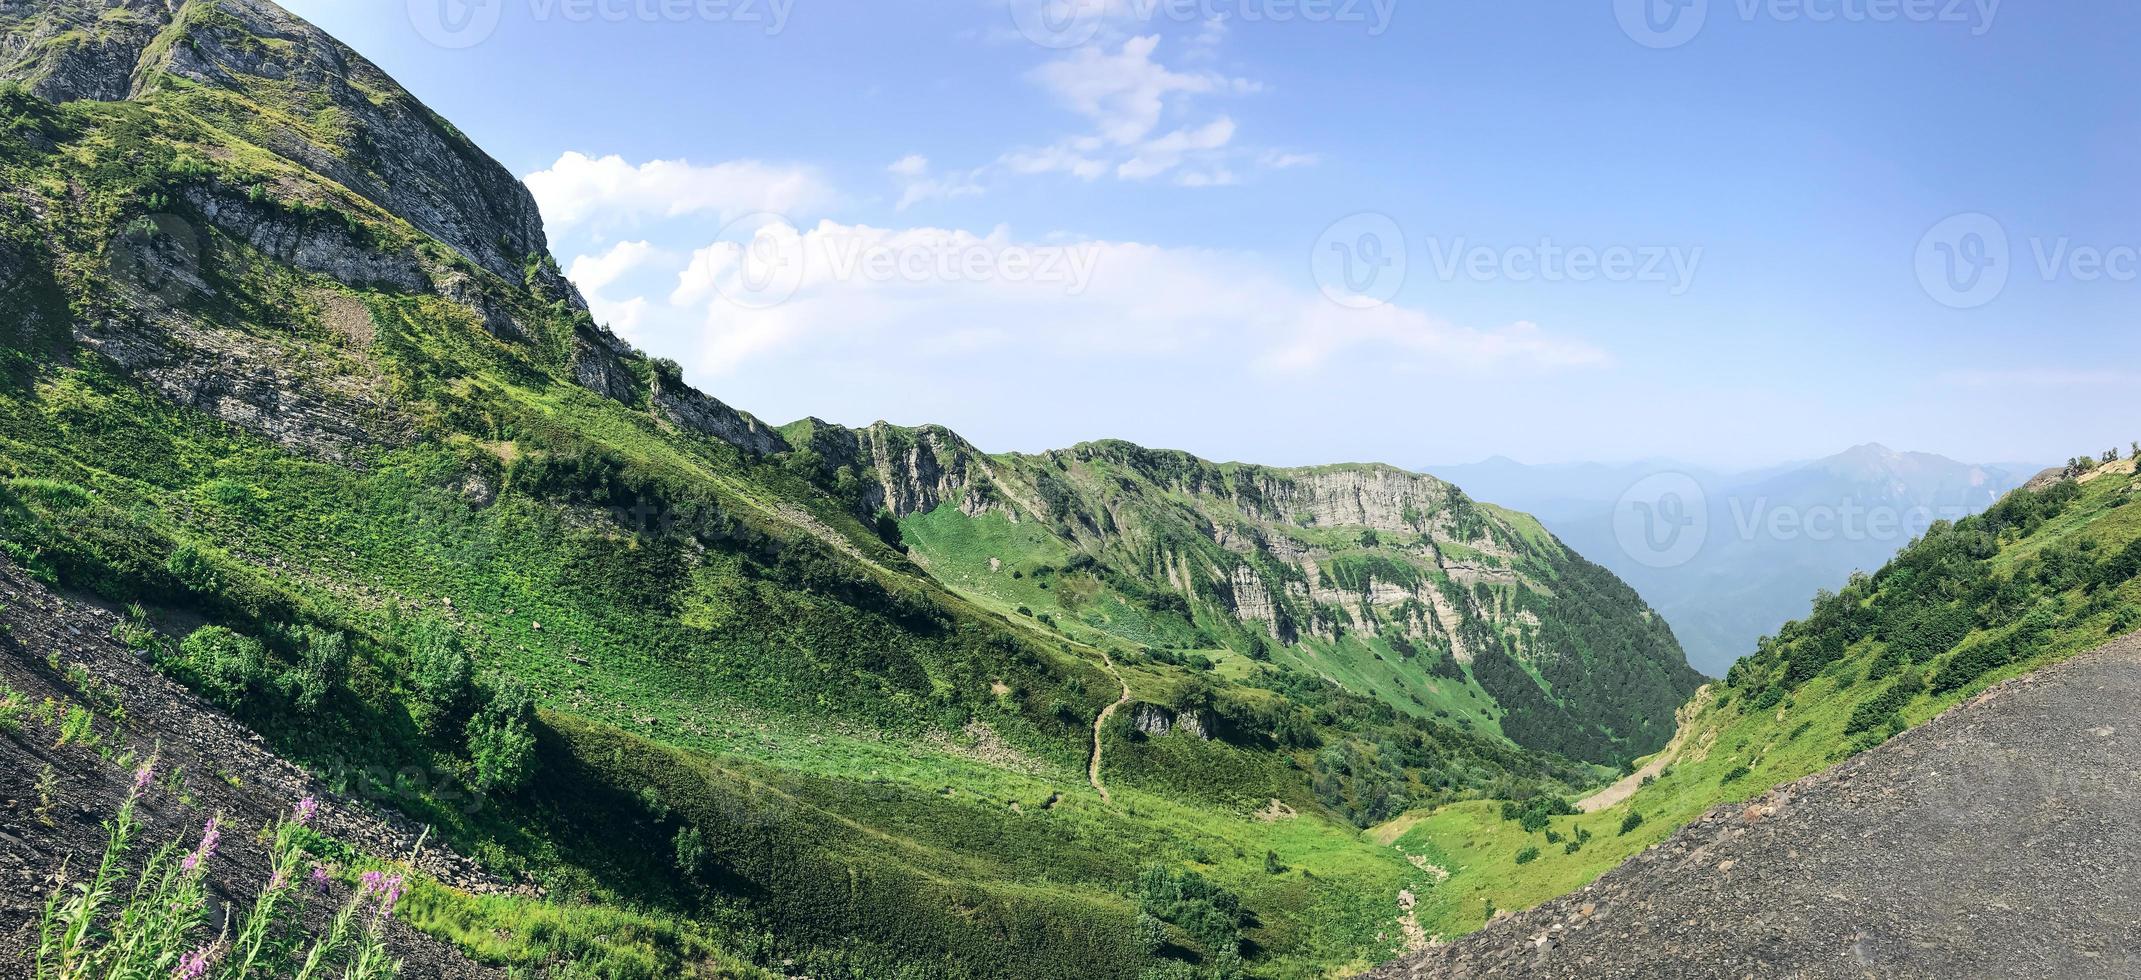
[1427,446,2037,675]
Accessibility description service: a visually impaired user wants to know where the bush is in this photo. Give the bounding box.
[171,625,269,709]
[1514,846,1539,865]
[1618,811,1645,836]
[1845,669,1925,734]
[280,626,347,715]
[1719,764,1750,784]
[466,676,537,793]
[410,619,473,736]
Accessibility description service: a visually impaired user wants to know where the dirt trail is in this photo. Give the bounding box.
[1088,651,1132,802]
[1577,685,1712,813]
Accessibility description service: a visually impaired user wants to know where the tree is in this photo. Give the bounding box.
[466,676,537,793]
[282,627,347,715]
[673,824,708,880]
[410,618,473,736]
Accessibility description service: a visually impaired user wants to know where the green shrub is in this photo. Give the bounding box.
[1513,846,1539,865]
[171,625,270,709]
[1617,811,1644,836]
[409,618,473,736]
[466,676,537,793]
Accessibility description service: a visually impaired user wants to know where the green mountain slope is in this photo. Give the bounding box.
[1376,458,2141,941]
[784,424,1704,767]
[0,2,1695,977]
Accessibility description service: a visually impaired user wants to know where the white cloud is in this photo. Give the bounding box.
[888,155,987,210]
[1118,117,1236,180]
[1028,35,1256,147]
[566,240,675,341]
[526,152,836,232]
[586,217,1607,382]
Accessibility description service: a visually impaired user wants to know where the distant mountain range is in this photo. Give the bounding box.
[1427,446,2040,675]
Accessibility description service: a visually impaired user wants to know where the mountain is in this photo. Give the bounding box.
[783,426,1702,765]
[1371,456,2141,949]
[1427,446,2035,675]
[0,3,1694,977]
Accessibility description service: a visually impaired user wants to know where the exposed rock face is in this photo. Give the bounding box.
[652,371,788,458]
[794,420,1010,519]
[180,184,429,291]
[1367,632,2141,980]
[0,0,171,103]
[2,0,550,284]
[150,0,551,284]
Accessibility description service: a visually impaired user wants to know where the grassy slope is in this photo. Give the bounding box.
[1378,461,2141,941]
[897,443,1698,768]
[0,22,1589,978]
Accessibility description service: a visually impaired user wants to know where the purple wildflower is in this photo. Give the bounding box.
[381,874,406,913]
[268,868,289,891]
[182,817,221,875]
[292,796,319,826]
[359,870,384,895]
[173,947,214,980]
[132,763,155,795]
[310,865,331,894]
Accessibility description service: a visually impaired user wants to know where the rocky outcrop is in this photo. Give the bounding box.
[651,371,788,458]
[1367,632,2141,980]
[179,184,429,291]
[792,420,1015,519]
[2,0,552,285]
[0,0,170,103]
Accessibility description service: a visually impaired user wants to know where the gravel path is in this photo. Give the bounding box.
[1370,631,2141,979]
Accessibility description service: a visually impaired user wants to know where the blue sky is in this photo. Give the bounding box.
[280,0,2137,469]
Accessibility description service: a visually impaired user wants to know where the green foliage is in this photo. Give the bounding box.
[1617,811,1644,836]
[467,676,538,793]
[1845,668,1925,735]
[170,625,270,709]
[1513,846,1539,865]
[409,618,473,736]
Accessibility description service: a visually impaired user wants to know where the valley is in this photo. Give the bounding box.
[0,2,2133,979]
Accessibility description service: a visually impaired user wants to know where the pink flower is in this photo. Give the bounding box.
[359,870,384,894]
[310,865,331,894]
[292,796,318,826]
[132,764,155,794]
[381,874,406,913]
[173,947,214,979]
[183,817,221,875]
